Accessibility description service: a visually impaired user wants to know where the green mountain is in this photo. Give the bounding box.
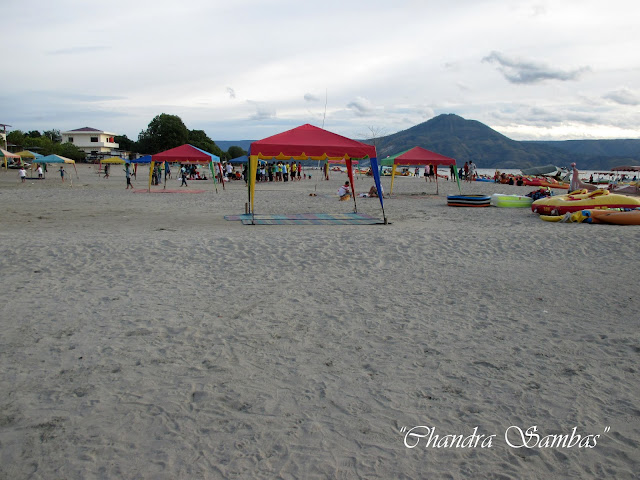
[217,114,640,170]
[369,114,580,169]
[522,139,640,170]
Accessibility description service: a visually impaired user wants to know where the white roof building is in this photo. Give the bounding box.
[61,127,119,159]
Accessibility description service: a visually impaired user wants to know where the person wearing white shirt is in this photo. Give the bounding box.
[338,181,351,200]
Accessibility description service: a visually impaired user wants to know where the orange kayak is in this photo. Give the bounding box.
[523,177,569,189]
[588,209,640,225]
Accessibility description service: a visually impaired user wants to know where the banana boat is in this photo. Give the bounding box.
[531,189,640,215]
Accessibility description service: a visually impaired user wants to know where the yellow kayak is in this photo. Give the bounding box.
[532,189,640,215]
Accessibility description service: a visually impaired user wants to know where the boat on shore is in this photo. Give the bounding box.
[532,189,640,215]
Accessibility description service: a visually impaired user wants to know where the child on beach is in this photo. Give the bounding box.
[125,165,133,189]
[338,181,351,201]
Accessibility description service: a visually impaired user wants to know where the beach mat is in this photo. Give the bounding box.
[224,213,386,225]
[132,189,206,194]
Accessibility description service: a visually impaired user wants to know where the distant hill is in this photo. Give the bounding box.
[217,115,640,169]
[367,114,580,169]
[214,140,253,152]
[522,139,640,170]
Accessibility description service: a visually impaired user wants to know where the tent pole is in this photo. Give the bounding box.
[390,165,397,195]
[148,161,154,192]
[248,155,258,223]
[454,165,462,194]
[210,161,218,193]
[346,158,357,213]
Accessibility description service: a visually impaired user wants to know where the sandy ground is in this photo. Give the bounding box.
[0,165,638,479]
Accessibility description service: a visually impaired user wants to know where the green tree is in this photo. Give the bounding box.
[43,129,62,143]
[56,142,86,161]
[21,136,55,155]
[227,145,247,159]
[26,130,42,138]
[137,114,189,153]
[115,134,136,151]
[188,129,224,159]
[7,130,26,147]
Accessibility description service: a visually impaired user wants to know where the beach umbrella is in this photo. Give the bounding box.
[33,154,79,178]
[1,148,20,169]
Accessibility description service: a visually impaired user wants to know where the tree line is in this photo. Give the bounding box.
[6,114,247,162]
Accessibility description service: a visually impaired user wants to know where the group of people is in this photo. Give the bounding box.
[423,164,437,182]
[338,181,382,201]
[460,161,477,182]
[180,164,207,186]
[17,164,61,183]
[244,161,306,184]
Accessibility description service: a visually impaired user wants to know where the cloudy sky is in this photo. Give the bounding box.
[3,0,639,142]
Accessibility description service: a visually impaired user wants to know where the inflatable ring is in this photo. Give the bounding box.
[490,194,533,208]
[447,195,491,207]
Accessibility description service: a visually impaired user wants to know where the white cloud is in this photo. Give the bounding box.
[346,97,376,117]
[482,51,591,84]
[603,88,640,106]
[247,101,276,121]
[1,0,639,141]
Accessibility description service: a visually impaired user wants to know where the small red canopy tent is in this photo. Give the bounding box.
[384,146,458,195]
[148,144,221,191]
[249,124,385,221]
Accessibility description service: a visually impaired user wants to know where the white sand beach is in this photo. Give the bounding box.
[1,165,638,479]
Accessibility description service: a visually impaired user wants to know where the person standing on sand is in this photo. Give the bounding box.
[36,165,44,179]
[59,166,66,182]
[463,162,469,182]
[469,160,477,181]
[19,167,27,183]
[125,165,133,189]
[450,164,456,181]
[181,168,188,187]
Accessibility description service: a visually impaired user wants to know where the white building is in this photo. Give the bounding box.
[61,127,119,160]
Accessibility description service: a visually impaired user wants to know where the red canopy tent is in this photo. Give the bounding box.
[248,124,385,221]
[148,144,221,191]
[384,146,458,195]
